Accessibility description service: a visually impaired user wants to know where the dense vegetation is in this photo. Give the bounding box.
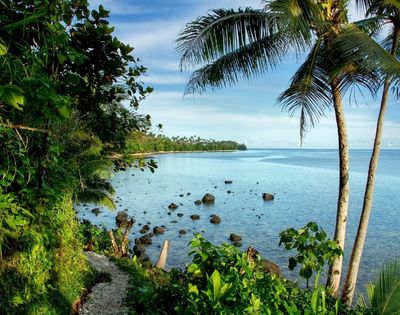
[125,132,247,153]
[0,1,152,313]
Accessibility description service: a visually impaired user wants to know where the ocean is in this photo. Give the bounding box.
[77,149,400,292]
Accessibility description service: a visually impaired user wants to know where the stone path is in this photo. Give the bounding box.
[79,251,130,315]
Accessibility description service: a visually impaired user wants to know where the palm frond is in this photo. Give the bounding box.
[277,39,331,143]
[76,189,116,210]
[332,24,400,81]
[267,0,323,43]
[358,259,400,315]
[184,31,288,94]
[82,159,113,180]
[177,8,284,69]
[353,17,384,38]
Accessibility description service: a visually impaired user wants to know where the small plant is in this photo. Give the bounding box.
[279,222,343,288]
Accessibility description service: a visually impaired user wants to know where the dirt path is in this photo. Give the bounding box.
[79,251,130,315]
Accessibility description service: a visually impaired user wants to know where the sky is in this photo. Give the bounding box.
[91,0,400,149]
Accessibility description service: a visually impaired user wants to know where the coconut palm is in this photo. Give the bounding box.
[341,0,400,305]
[177,0,400,296]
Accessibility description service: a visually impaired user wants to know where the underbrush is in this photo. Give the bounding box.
[0,196,97,315]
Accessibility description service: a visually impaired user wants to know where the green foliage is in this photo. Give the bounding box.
[125,131,247,153]
[279,222,343,287]
[121,234,359,314]
[358,259,400,315]
[78,220,111,255]
[0,0,152,313]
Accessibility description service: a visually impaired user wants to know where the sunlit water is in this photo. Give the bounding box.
[77,149,400,292]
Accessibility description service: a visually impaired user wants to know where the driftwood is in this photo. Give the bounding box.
[155,240,170,270]
[109,227,130,257]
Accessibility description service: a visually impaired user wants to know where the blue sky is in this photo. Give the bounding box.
[91,0,400,149]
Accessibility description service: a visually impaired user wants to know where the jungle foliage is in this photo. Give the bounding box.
[125,131,247,153]
[0,1,152,313]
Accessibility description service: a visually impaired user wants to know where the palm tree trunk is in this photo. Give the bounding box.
[326,79,350,296]
[341,26,400,306]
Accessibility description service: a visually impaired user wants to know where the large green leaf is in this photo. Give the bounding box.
[374,259,400,315]
[0,85,25,110]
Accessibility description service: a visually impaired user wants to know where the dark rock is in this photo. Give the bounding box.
[194,200,202,205]
[139,228,147,234]
[135,234,152,245]
[116,211,135,228]
[190,214,200,220]
[170,220,178,223]
[168,203,178,210]
[177,213,184,217]
[229,233,242,242]
[187,192,191,196]
[202,193,215,204]
[233,241,242,247]
[91,208,100,215]
[142,224,150,232]
[153,226,165,234]
[167,212,171,215]
[227,190,232,194]
[179,229,187,235]
[224,180,233,184]
[262,193,274,201]
[261,259,283,277]
[179,194,184,197]
[133,244,146,256]
[246,247,282,277]
[210,215,221,224]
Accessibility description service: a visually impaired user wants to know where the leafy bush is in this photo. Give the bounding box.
[120,234,363,315]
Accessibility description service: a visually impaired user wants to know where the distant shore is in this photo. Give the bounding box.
[110,149,239,159]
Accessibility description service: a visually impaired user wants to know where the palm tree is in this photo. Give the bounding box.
[341,0,400,305]
[177,0,400,296]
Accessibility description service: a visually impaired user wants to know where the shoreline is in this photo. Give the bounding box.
[110,149,240,159]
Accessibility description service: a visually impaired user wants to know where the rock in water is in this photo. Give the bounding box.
[135,234,152,245]
[202,193,215,204]
[179,229,187,235]
[194,200,202,205]
[210,215,221,224]
[91,208,100,215]
[190,214,200,220]
[153,226,165,234]
[224,180,233,184]
[262,193,274,201]
[229,233,242,242]
[168,203,178,210]
[115,211,135,227]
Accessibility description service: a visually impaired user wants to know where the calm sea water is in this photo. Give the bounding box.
[77,149,400,291]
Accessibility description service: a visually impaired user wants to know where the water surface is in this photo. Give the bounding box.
[77,149,400,291]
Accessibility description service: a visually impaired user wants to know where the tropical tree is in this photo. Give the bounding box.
[341,0,400,305]
[177,0,400,296]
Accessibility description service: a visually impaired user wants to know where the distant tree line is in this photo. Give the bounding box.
[125,132,247,153]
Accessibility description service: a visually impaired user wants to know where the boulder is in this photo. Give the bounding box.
[233,241,242,247]
[262,193,274,201]
[179,194,184,197]
[135,234,152,245]
[224,180,233,184]
[168,203,178,210]
[91,208,100,215]
[133,244,146,256]
[202,193,215,204]
[190,214,200,220]
[142,224,150,232]
[260,259,283,278]
[229,233,242,242]
[177,213,184,217]
[179,229,187,235]
[194,200,202,205]
[115,211,135,227]
[153,226,165,234]
[210,215,221,224]
[116,211,128,224]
